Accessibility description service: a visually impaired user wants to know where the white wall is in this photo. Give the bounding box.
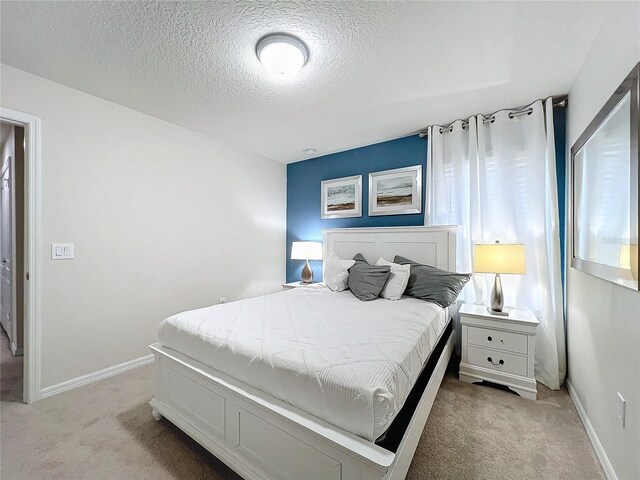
[0,65,286,389]
[0,123,13,157]
[566,3,640,479]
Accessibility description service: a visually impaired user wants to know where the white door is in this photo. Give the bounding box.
[0,157,15,343]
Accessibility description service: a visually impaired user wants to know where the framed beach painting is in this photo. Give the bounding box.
[369,165,422,216]
[321,175,362,219]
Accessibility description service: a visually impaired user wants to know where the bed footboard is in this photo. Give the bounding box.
[149,331,454,480]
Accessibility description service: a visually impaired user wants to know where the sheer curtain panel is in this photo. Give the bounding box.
[426,98,566,389]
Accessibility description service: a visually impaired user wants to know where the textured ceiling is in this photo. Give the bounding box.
[0,1,608,163]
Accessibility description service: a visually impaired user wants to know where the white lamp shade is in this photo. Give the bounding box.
[619,244,633,269]
[474,243,526,275]
[291,241,322,261]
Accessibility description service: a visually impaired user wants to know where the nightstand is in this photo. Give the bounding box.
[282,281,314,291]
[459,303,539,400]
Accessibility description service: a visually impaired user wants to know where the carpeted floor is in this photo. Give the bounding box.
[0,338,604,480]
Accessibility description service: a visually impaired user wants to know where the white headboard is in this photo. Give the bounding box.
[322,226,458,272]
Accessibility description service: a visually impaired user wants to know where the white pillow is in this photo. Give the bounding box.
[323,253,356,291]
[375,257,411,301]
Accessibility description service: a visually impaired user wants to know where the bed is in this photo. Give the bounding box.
[149,226,458,480]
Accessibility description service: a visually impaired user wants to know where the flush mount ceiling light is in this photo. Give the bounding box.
[256,34,309,79]
[304,148,316,155]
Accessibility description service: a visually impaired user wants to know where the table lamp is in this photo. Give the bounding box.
[473,241,526,316]
[291,241,323,283]
[619,244,631,269]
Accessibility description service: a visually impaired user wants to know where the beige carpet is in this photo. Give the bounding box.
[1,340,604,480]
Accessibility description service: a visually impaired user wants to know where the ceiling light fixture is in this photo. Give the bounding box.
[304,148,316,155]
[256,33,309,79]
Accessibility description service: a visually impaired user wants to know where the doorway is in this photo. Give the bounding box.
[0,107,41,404]
[1,122,25,402]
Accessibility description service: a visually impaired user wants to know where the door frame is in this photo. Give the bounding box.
[0,107,42,403]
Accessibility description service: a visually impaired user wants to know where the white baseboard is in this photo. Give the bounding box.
[566,379,618,480]
[40,354,154,399]
[10,342,23,356]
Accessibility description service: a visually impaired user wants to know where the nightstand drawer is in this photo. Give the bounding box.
[467,326,528,354]
[467,345,528,377]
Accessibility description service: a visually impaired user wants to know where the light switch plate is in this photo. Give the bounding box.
[51,243,74,260]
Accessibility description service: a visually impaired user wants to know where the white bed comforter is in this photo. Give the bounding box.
[158,284,447,441]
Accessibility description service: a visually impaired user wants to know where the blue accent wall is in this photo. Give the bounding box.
[554,108,567,281]
[286,136,427,282]
[286,112,567,284]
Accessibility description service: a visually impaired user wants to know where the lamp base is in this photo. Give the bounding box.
[487,307,510,316]
[300,260,314,284]
[490,273,504,310]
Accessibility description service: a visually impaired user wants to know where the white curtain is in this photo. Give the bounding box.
[426,98,566,389]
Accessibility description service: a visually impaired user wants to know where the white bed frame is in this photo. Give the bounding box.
[149,226,458,480]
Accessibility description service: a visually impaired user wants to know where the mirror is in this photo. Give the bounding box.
[570,63,639,290]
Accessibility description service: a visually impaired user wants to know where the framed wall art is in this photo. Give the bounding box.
[369,165,422,216]
[321,175,362,219]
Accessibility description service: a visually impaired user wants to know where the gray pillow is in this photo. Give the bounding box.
[348,254,391,301]
[393,255,471,308]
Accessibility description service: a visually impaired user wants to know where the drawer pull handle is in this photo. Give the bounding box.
[487,357,504,367]
[487,336,492,341]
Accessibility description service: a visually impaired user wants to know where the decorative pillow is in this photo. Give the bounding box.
[348,254,391,301]
[375,257,411,301]
[323,253,356,291]
[393,255,471,308]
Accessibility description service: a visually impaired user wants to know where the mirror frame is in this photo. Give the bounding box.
[569,62,639,290]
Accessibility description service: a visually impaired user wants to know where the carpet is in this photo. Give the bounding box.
[0,342,604,480]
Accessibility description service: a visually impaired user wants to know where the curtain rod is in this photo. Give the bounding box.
[418,95,568,138]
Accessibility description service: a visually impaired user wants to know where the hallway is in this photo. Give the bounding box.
[0,327,22,402]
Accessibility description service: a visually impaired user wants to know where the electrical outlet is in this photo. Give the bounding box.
[219,297,226,304]
[617,392,626,428]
